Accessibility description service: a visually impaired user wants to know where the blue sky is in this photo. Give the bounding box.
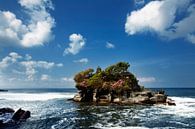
[0,0,195,88]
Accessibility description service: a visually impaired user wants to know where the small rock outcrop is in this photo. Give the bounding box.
[0,108,31,127]
[72,62,176,106]
[12,108,31,121]
[0,108,15,114]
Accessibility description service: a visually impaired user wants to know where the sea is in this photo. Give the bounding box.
[0,88,195,129]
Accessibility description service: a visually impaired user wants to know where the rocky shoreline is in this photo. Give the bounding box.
[73,89,176,106]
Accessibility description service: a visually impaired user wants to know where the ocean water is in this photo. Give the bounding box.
[0,88,195,129]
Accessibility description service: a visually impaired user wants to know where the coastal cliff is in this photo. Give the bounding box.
[73,62,175,106]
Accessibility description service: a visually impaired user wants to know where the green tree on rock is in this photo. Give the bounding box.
[73,62,142,101]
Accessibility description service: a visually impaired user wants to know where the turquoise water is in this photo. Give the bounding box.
[0,88,195,129]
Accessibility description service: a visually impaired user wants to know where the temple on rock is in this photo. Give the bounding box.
[73,62,175,106]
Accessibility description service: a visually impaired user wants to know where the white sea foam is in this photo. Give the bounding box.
[91,96,195,129]
[105,127,149,129]
[93,125,149,129]
[160,96,195,118]
[0,92,75,101]
[94,124,177,129]
[51,117,67,129]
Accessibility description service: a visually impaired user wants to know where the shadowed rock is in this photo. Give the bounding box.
[0,108,31,128]
[166,98,176,106]
[0,108,15,114]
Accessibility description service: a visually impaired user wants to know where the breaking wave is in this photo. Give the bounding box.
[160,96,195,118]
[50,96,195,129]
[0,92,75,101]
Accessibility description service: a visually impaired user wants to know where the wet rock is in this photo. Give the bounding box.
[113,98,120,103]
[72,89,175,106]
[20,111,31,120]
[0,108,31,128]
[133,91,153,97]
[12,109,31,121]
[73,93,82,102]
[134,96,150,104]
[150,94,167,103]
[166,98,176,106]
[0,120,3,126]
[12,108,25,121]
[0,108,15,114]
[98,94,112,103]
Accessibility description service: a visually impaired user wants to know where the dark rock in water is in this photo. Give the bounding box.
[20,111,31,120]
[0,108,30,128]
[12,108,31,121]
[166,98,176,106]
[12,108,25,121]
[0,108,15,114]
[67,98,73,101]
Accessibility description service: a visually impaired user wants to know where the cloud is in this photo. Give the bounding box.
[0,52,63,81]
[0,0,55,47]
[0,52,22,69]
[134,0,145,6]
[138,77,156,83]
[74,58,89,64]
[64,34,85,55]
[21,61,55,69]
[61,77,74,82]
[21,62,36,80]
[56,63,63,67]
[25,54,32,60]
[106,42,115,49]
[125,0,195,44]
[20,60,56,80]
[187,34,195,44]
[41,74,49,81]
[0,52,77,88]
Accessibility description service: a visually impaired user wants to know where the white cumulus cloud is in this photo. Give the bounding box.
[134,0,145,6]
[56,63,63,67]
[25,54,32,60]
[138,77,156,83]
[20,60,56,80]
[125,0,195,44]
[0,52,63,81]
[61,77,74,82]
[187,34,195,44]
[41,74,49,81]
[106,42,115,49]
[64,34,86,55]
[74,58,89,64]
[0,0,55,47]
[0,52,75,88]
[0,52,22,69]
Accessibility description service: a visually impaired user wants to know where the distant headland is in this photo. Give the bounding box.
[72,62,175,106]
[0,89,8,92]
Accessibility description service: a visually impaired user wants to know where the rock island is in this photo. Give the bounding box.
[73,62,175,106]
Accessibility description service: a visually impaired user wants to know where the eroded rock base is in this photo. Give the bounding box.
[73,89,176,106]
